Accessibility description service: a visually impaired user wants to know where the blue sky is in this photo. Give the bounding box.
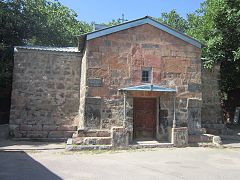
[58,0,204,23]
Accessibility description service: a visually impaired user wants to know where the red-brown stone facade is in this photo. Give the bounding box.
[80,23,202,142]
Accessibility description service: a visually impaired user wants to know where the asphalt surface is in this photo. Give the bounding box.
[0,140,240,180]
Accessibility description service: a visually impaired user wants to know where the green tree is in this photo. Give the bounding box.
[157,10,189,33]
[0,0,92,123]
[104,18,123,26]
[187,0,240,94]
[186,0,240,123]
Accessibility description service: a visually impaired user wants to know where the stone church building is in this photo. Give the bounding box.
[10,16,223,148]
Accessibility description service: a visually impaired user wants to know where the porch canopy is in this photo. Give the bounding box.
[119,84,177,128]
[118,84,176,92]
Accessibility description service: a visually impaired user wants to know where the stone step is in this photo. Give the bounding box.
[73,129,111,138]
[72,137,112,145]
[130,142,174,149]
[66,144,112,151]
[188,134,214,143]
[66,138,174,151]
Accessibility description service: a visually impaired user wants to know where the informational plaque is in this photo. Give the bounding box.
[87,78,102,87]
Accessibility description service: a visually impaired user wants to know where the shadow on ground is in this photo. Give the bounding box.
[222,139,240,145]
[0,139,65,151]
[0,151,62,180]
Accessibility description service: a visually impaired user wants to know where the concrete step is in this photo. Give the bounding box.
[73,129,111,138]
[72,136,112,145]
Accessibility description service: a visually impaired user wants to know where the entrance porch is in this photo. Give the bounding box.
[67,84,188,150]
[119,84,179,144]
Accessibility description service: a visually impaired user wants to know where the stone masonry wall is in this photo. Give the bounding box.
[201,65,224,134]
[82,24,202,136]
[78,49,88,129]
[9,48,82,138]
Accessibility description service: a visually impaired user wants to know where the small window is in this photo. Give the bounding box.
[141,67,151,83]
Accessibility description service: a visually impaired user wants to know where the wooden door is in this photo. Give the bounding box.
[133,98,156,140]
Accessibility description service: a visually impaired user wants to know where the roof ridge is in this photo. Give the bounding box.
[81,16,202,48]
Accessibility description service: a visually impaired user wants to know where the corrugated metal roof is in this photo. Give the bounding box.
[119,84,176,92]
[14,46,79,52]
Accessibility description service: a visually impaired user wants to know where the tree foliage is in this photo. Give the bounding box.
[0,0,92,88]
[103,18,123,27]
[1,0,92,47]
[156,10,189,33]
[187,0,240,94]
[103,11,189,33]
[0,0,92,123]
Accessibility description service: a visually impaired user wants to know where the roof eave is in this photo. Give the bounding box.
[84,16,202,49]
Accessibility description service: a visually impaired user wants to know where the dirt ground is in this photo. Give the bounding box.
[0,140,240,180]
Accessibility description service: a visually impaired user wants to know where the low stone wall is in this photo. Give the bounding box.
[189,134,213,143]
[9,48,82,138]
[201,65,224,134]
[189,134,222,146]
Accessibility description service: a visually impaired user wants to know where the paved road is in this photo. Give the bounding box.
[0,141,240,180]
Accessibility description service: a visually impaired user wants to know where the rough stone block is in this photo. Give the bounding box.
[188,134,213,143]
[172,127,188,147]
[111,127,128,147]
[9,124,19,131]
[57,125,77,131]
[188,83,201,92]
[56,83,65,89]
[142,43,160,49]
[10,130,23,138]
[86,97,101,105]
[31,125,43,131]
[43,125,58,131]
[48,131,74,138]
[187,106,201,135]
[212,136,222,146]
[27,131,48,138]
[72,137,111,145]
[104,40,111,46]
[187,98,202,108]
[20,125,32,131]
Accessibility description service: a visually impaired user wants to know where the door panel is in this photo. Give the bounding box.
[133,98,156,140]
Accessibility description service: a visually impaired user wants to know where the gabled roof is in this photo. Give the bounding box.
[82,16,202,48]
[119,84,176,92]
